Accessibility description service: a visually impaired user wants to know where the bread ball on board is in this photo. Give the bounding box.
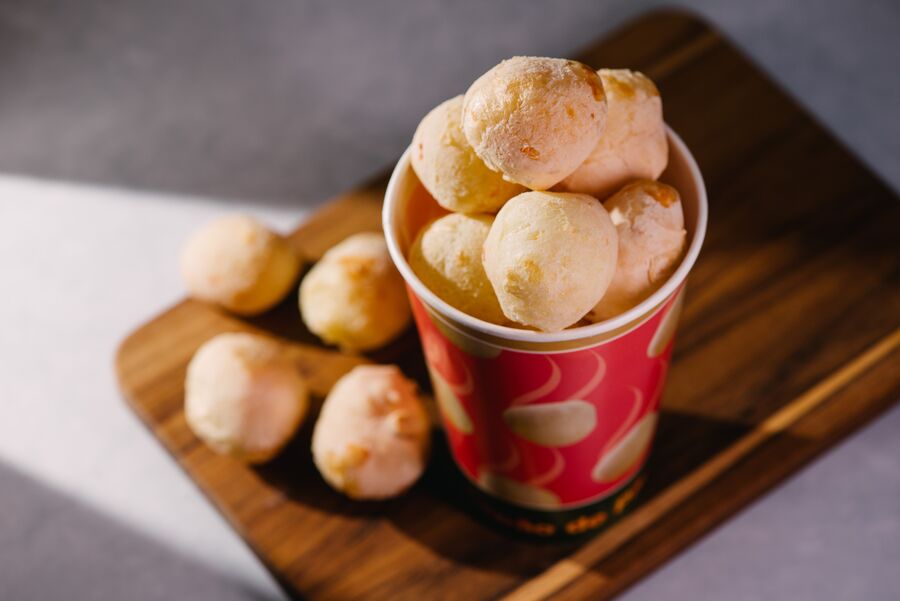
[185,333,309,463]
[300,233,411,352]
[181,215,301,315]
[312,365,430,500]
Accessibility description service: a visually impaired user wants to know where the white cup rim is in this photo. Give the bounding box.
[383,126,708,344]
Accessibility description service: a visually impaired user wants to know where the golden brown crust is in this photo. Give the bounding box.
[180,215,301,315]
[556,69,667,200]
[408,213,506,324]
[299,233,411,351]
[483,191,618,331]
[462,57,608,190]
[411,96,524,213]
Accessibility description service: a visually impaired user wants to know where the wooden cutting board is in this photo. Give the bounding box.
[116,9,900,601]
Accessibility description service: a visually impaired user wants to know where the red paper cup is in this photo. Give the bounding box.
[383,128,707,538]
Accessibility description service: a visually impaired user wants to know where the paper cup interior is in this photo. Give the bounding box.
[383,127,708,344]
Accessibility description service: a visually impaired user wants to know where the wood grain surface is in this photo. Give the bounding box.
[115,9,900,601]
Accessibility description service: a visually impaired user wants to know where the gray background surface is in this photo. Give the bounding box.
[1,1,898,600]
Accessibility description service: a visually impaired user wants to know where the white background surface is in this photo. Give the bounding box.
[1,1,898,599]
[1,179,294,598]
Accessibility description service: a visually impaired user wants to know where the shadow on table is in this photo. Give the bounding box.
[0,461,281,601]
[255,401,751,587]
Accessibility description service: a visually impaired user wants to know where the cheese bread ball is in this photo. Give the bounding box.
[409,213,505,324]
[181,215,301,315]
[185,333,309,463]
[588,180,686,321]
[312,365,430,500]
[300,232,411,352]
[557,69,667,199]
[462,57,607,190]
[483,191,618,331]
[411,95,524,213]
